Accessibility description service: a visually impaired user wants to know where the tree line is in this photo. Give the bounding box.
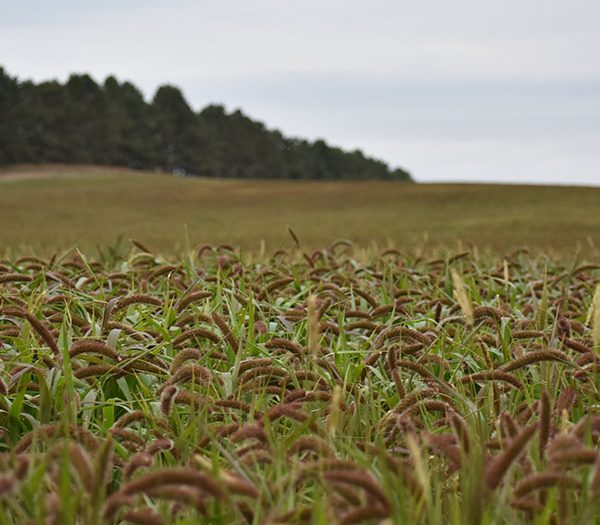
[0,67,412,181]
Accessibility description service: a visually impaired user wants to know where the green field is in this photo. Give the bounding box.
[2,166,600,524]
[1,165,599,255]
[1,245,600,524]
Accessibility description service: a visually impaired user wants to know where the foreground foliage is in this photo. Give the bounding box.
[0,243,599,524]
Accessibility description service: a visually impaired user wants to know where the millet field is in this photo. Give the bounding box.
[1,238,600,524]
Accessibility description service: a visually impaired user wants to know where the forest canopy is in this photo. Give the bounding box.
[0,67,412,181]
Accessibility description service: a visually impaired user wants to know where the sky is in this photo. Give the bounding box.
[1,0,599,185]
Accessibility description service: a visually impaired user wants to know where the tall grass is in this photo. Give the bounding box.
[0,243,599,524]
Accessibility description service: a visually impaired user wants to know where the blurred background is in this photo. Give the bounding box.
[1,0,599,254]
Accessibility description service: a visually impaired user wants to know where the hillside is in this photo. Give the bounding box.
[1,165,599,255]
[0,67,411,181]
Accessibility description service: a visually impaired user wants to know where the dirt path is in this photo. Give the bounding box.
[0,164,149,181]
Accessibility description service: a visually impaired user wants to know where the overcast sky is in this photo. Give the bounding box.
[1,0,599,185]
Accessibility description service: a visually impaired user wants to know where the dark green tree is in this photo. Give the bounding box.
[0,66,412,181]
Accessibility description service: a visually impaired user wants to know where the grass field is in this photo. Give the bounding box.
[2,166,600,524]
[1,245,600,524]
[1,165,600,256]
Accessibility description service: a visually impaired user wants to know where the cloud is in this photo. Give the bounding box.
[1,0,599,184]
